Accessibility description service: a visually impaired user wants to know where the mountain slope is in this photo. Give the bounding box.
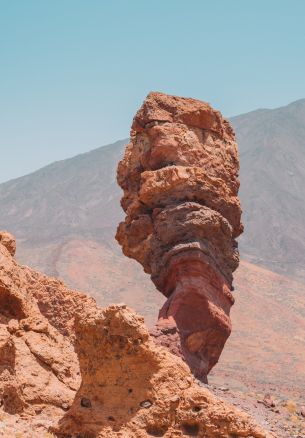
[0,139,126,242]
[0,99,305,401]
[231,98,305,280]
[1,100,305,280]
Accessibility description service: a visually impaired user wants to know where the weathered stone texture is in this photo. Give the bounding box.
[0,234,273,438]
[116,92,243,381]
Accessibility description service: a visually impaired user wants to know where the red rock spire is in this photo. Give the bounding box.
[116,91,243,381]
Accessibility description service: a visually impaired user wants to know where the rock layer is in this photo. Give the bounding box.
[0,234,272,437]
[116,92,243,381]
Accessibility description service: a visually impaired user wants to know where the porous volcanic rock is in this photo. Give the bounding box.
[0,231,16,256]
[55,305,272,438]
[0,233,273,437]
[116,92,243,381]
[0,230,93,435]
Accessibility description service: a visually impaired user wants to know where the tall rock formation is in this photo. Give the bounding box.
[0,232,272,437]
[116,92,243,382]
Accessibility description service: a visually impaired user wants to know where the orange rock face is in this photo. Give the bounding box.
[0,234,273,437]
[116,92,243,381]
[0,231,95,434]
[0,231,16,256]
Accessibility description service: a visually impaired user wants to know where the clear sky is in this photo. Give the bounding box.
[1,0,305,183]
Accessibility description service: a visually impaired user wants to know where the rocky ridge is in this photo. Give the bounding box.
[0,231,273,437]
[116,92,243,382]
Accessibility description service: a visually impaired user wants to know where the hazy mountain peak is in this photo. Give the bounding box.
[0,99,305,281]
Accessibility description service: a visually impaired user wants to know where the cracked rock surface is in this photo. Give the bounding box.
[0,233,274,437]
[116,92,243,381]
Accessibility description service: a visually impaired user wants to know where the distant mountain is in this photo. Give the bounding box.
[232,98,305,280]
[0,98,305,398]
[1,99,305,280]
[0,139,126,243]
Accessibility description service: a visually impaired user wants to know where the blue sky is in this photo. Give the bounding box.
[1,0,305,182]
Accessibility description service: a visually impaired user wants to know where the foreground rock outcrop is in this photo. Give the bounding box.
[0,232,273,437]
[116,92,243,381]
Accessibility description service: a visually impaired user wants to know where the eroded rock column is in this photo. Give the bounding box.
[116,92,243,381]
